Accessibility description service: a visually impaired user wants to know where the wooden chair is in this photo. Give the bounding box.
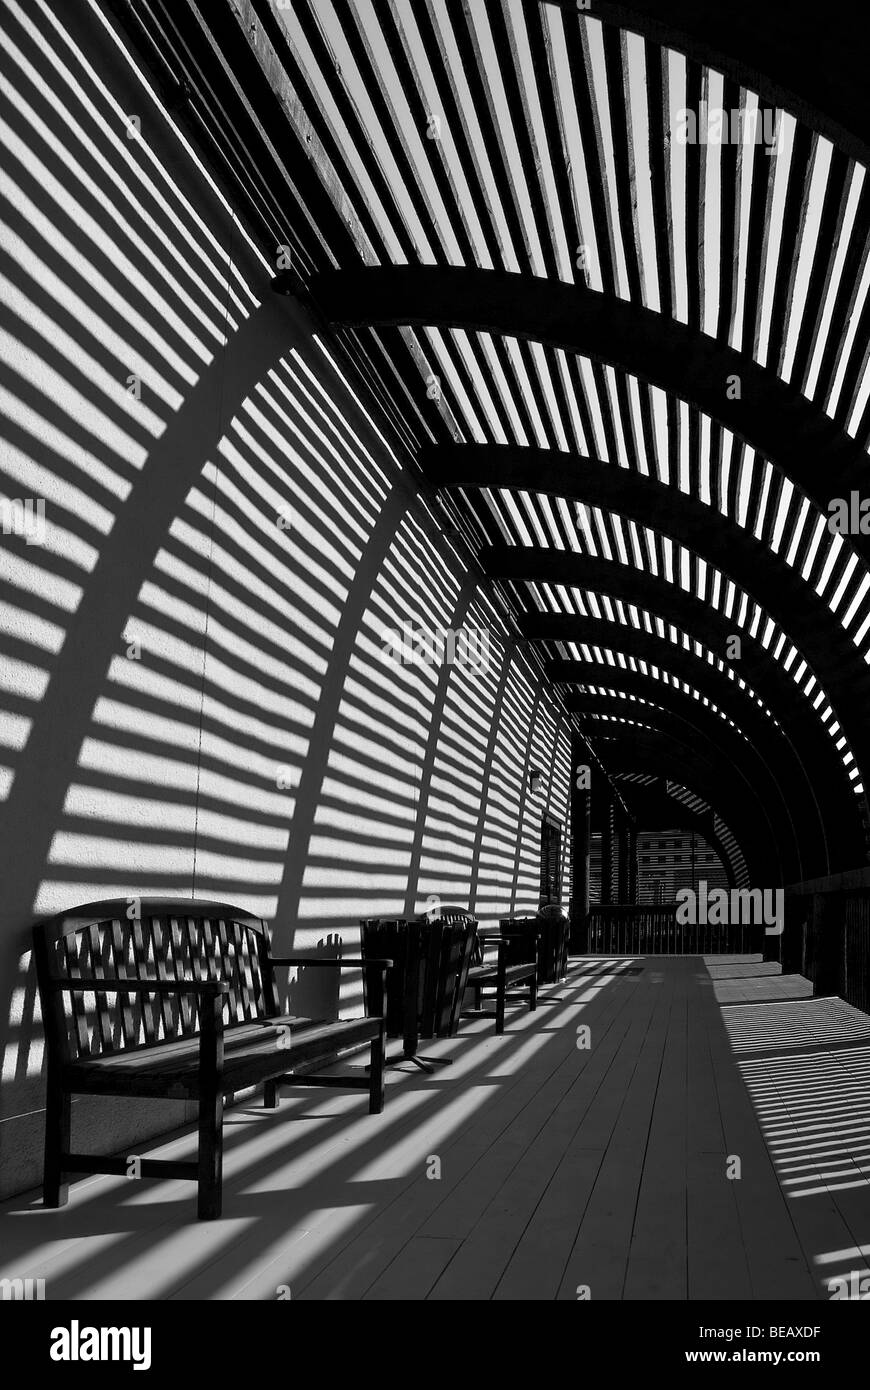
[500,907,570,986]
[427,906,539,1034]
[360,917,476,1070]
[537,904,571,981]
[425,904,485,964]
[33,898,391,1219]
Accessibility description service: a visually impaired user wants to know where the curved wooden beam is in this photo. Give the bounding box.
[548,642,824,850]
[483,541,868,824]
[608,773,747,888]
[562,659,802,876]
[556,655,808,875]
[539,0,870,167]
[310,268,869,552]
[530,613,850,854]
[428,443,870,776]
[580,715,769,880]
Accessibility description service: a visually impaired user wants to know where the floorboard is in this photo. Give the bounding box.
[2,956,868,1300]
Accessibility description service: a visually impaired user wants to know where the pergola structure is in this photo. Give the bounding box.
[110,0,870,898]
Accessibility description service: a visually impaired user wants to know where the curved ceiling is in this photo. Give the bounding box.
[609,769,749,889]
[119,0,870,876]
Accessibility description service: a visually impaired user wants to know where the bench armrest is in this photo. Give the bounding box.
[48,978,230,997]
[267,956,393,970]
[477,934,541,949]
[477,929,541,940]
[267,956,392,1023]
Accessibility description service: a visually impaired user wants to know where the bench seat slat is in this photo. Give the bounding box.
[467,962,536,985]
[63,1016,381,1098]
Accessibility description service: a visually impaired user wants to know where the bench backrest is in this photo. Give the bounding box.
[500,910,570,981]
[360,918,476,1039]
[418,905,483,967]
[33,898,276,1064]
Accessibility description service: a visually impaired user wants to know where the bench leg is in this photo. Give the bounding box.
[495,954,507,1035]
[369,1028,385,1115]
[43,1062,70,1208]
[530,973,538,1012]
[197,1087,223,1220]
[495,989,506,1034]
[263,1080,279,1109]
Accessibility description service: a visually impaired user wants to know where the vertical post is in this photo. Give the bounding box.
[780,893,803,975]
[628,825,639,904]
[617,817,630,903]
[43,1055,70,1208]
[196,985,225,1221]
[601,792,614,906]
[569,734,591,951]
[367,963,387,1113]
[810,891,846,997]
[495,944,507,1035]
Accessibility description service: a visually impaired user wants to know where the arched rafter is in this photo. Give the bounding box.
[310,267,870,533]
[131,0,870,876]
[489,546,866,868]
[426,441,869,810]
[609,771,748,889]
[538,0,870,167]
[575,711,770,880]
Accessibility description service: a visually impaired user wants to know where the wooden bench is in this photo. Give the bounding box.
[33,898,391,1220]
[500,909,570,986]
[434,907,539,1034]
[469,929,539,1033]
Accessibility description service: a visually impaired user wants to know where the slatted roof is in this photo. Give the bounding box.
[611,770,749,889]
[114,0,870,876]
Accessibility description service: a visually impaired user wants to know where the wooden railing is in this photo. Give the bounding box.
[585,904,764,956]
[781,883,870,1015]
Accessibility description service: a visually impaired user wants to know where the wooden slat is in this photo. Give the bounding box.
[237,924,256,1021]
[419,922,442,1040]
[20,956,866,1301]
[152,918,178,1042]
[169,916,194,1034]
[64,932,90,1060]
[216,919,240,1024]
[130,916,157,1047]
[364,0,472,265]
[109,917,138,1050]
[434,927,460,1037]
[86,923,113,1055]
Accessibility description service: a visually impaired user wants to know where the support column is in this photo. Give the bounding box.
[617,818,630,903]
[808,891,845,994]
[628,825,639,904]
[570,735,591,951]
[601,792,614,906]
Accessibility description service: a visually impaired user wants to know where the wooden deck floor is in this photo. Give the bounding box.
[3,955,870,1300]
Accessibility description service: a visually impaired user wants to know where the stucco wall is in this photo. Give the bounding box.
[0,0,571,1198]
